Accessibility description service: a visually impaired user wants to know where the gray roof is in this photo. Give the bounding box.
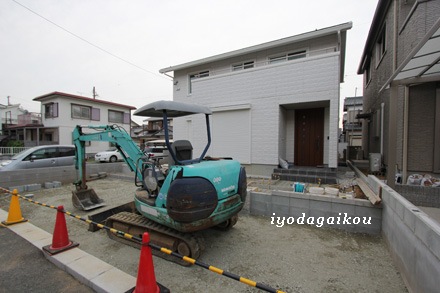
[343,96,363,111]
[344,96,363,106]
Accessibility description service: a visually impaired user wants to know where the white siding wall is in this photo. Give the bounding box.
[212,109,251,163]
[284,109,295,162]
[172,52,340,169]
[278,107,287,161]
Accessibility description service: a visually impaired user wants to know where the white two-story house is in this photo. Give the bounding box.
[33,92,136,154]
[160,22,352,176]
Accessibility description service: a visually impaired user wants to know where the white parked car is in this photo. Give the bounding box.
[94,148,124,163]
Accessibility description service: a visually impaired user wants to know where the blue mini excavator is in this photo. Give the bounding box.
[72,100,247,263]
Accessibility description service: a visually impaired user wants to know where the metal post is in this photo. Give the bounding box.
[387,85,398,188]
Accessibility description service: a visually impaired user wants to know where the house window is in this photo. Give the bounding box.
[71,104,91,119]
[365,62,372,86]
[287,51,307,60]
[375,25,386,67]
[44,103,58,118]
[188,70,209,94]
[109,110,124,123]
[269,50,307,64]
[44,133,53,141]
[232,61,255,71]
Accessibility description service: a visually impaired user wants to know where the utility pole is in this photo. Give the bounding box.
[7,96,10,105]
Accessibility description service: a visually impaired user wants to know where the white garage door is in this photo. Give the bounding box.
[211,109,250,164]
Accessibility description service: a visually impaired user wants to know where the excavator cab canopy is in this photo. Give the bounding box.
[134,100,212,165]
[134,100,212,118]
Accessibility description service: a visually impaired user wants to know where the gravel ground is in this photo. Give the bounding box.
[0,177,408,293]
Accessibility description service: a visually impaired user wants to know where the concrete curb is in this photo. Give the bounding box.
[0,208,136,293]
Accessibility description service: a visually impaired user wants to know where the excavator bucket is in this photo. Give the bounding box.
[72,188,105,211]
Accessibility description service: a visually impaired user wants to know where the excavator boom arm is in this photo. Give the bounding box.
[72,125,147,187]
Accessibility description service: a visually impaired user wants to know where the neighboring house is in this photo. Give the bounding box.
[341,96,363,160]
[130,120,142,146]
[160,22,352,176]
[132,117,173,147]
[357,0,440,187]
[32,92,136,154]
[0,103,25,128]
[1,103,42,146]
[0,104,30,129]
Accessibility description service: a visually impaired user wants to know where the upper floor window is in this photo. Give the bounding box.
[375,25,386,67]
[71,104,100,121]
[269,50,307,64]
[109,110,124,123]
[188,70,209,94]
[365,62,372,86]
[72,104,91,119]
[232,61,255,71]
[44,102,58,118]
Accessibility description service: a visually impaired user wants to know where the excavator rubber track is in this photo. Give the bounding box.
[105,211,203,266]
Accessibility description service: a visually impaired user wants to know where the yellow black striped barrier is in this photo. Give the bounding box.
[0,187,285,293]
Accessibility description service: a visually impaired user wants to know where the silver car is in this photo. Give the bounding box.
[0,145,75,171]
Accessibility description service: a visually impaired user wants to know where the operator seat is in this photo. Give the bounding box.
[170,140,193,165]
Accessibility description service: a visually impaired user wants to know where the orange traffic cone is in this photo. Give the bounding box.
[133,232,169,293]
[43,205,79,255]
[2,189,27,225]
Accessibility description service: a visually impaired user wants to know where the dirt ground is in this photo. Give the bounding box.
[0,177,408,293]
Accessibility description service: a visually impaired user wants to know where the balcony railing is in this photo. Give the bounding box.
[203,46,337,77]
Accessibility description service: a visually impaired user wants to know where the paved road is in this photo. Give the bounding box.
[0,226,94,293]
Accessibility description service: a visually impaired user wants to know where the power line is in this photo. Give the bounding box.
[12,0,171,81]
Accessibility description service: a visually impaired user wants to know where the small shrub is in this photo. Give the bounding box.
[7,140,24,147]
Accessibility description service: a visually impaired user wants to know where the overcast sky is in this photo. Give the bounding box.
[1,0,378,124]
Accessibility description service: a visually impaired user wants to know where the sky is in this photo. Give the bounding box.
[0,0,378,125]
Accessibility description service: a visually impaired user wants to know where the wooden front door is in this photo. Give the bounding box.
[294,108,324,166]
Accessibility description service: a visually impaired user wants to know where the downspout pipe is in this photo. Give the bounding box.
[386,0,399,188]
[380,103,384,156]
[402,86,409,184]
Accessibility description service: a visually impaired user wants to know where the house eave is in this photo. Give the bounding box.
[357,0,392,74]
[33,91,137,110]
[160,22,352,74]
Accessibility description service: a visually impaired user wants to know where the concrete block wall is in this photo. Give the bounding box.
[394,184,440,208]
[250,190,382,234]
[369,177,440,293]
[0,163,128,191]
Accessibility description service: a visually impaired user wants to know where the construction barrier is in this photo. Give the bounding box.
[0,187,285,293]
[42,205,79,255]
[133,232,170,293]
[1,189,27,225]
